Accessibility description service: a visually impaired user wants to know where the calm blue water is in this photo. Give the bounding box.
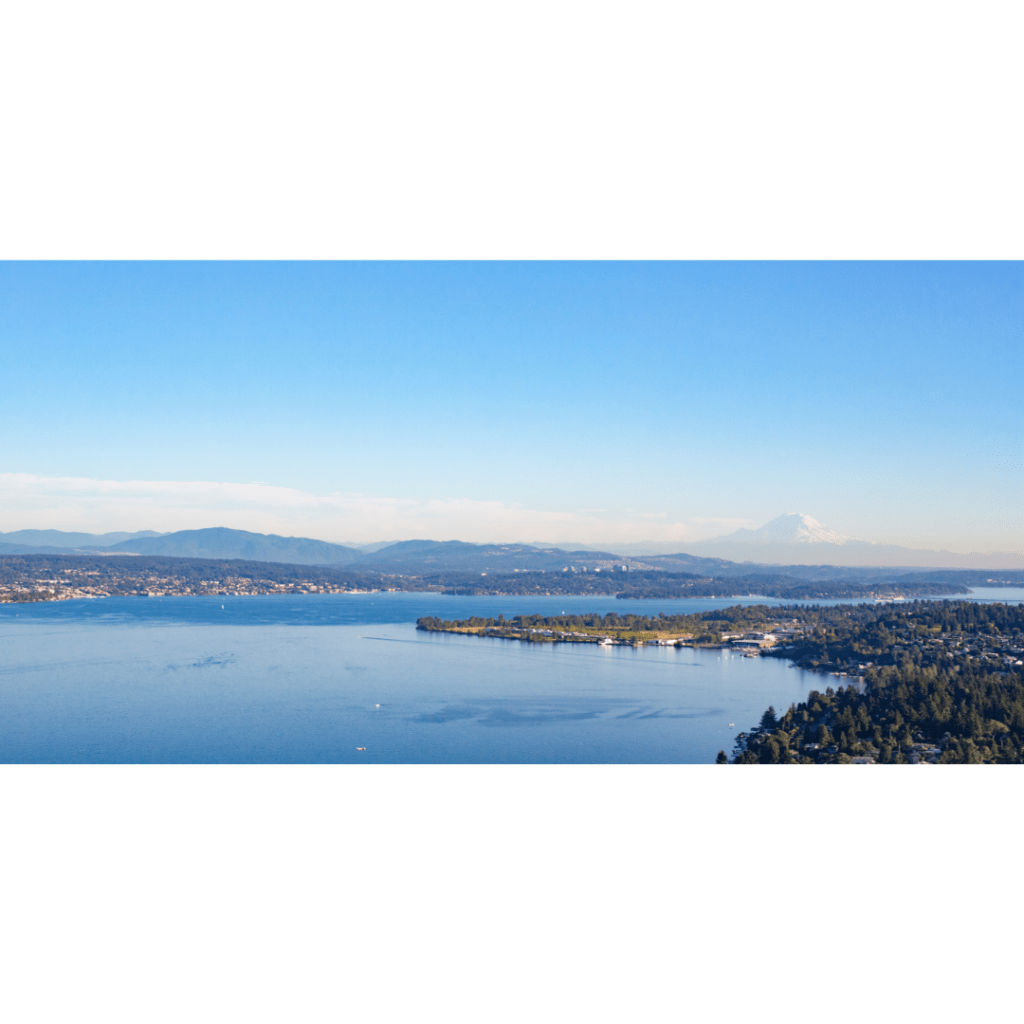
[1,589,1019,764]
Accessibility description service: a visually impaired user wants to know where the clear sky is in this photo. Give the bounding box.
[1,261,1020,553]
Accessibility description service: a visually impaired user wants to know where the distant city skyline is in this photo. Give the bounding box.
[1,262,1021,555]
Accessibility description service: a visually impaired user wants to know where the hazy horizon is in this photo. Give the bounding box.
[3,514,1021,569]
[5,507,1022,554]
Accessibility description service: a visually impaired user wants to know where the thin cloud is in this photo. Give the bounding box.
[689,517,752,526]
[0,474,694,545]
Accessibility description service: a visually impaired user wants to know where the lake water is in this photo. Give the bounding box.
[1,589,1020,764]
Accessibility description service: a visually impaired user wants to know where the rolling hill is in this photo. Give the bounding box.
[106,527,364,565]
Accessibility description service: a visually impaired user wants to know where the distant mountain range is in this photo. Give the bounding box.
[0,528,364,565]
[0,529,641,572]
[1,515,1020,571]
[675,513,1024,569]
[107,528,365,564]
[0,529,164,552]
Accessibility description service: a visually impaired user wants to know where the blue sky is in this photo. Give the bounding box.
[2,261,1020,551]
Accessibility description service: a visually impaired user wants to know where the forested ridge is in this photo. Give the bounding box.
[420,568,964,600]
[1,554,974,603]
[730,601,1024,764]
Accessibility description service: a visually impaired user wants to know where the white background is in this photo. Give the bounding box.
[1,1,1020,259]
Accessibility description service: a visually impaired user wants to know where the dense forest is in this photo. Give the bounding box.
[730,601,1024,764]
[423,568,964,600]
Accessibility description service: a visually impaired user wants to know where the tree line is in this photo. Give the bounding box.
[730,600,1024,764]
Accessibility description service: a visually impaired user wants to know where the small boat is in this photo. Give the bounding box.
[356,747,366,751]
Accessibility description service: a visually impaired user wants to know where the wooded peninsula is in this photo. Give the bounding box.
[418,600,1024,764]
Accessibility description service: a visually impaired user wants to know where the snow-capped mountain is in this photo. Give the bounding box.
[714,513,855,547]
[680,513,1022,568]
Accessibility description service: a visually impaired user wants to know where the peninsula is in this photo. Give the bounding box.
[418,600,1024,765]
